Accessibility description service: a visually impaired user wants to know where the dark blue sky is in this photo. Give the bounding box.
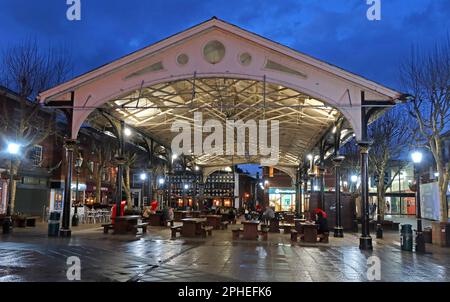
[1,0,449,91]
[1,1,449,177]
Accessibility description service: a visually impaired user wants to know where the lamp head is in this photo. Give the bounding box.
[411,151,423,164]
[7,143,20,155]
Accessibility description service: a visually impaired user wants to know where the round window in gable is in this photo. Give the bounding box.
[203,40,226,64]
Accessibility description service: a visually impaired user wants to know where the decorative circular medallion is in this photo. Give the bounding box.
[177,54,189,66]
[239,52,252,66]
[203,40,226,64]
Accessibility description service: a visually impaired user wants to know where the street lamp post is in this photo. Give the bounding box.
[184,184,189,208]
[3,143,21,234]
[158,177,165,206]
[72,155,83,226]
[140,172,147,209]
[333,155,345,238]
[411,151,425,253]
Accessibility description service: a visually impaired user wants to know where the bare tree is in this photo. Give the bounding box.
[122,152,137,209]
[401,37,450,223]
[368,107,410,221]
[86,138,116,205]
[341,140,360,187]
[0,39,73,213]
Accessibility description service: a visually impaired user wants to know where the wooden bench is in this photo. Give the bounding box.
[290,229,298,242]
[133,222,149,234]
[220,221,229,230]
[280,223,295,233]
[392,222,400,231]
[14,216,39,228]
[102,223,114,234]
[201,226,213,237]
[318,232,329,243]
[171,226,182,239]
[258,229,268,241]
[232,228,243,240]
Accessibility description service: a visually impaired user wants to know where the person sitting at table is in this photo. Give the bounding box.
[227,208,236,223]
[167,207,174,221]
[244,208,250,220]
[142,207,152,218]
[315,208,329,239]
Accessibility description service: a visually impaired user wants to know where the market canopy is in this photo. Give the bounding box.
[38,17,402,168]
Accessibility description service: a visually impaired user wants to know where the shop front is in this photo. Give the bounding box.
[268,188,296,212]
[211,198,233,208]
[85,183,113,206]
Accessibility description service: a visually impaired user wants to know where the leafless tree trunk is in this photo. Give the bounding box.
[89,143,114,205]
[369,107,409,221]
[401,37,450,222]
[122,152,137,209]
[0,39,72,213]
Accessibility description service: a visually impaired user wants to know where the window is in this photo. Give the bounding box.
[102,171,110,182]
[28,145,43,167]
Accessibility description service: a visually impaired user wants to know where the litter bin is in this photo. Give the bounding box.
[48,211,61,237]
[400,224,413,251]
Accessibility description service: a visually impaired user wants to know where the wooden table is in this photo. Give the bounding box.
[294,219,307,232]
[280,223,295,233]
[148,213,163,226]
[242,220,260,240]
[269,219,280,233]
[181,218,207,237]
[114,215,140,235]
[283,213,295,224]
[206,215,222,230]
[302,223,318,243]
[174,211,191,222]
[191,211,201,218]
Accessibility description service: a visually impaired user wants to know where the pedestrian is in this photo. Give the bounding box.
[262,206,275,225]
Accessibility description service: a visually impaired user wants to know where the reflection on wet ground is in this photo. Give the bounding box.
[0,222,449,282]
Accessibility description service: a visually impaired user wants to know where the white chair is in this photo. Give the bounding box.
[86,209,96,224]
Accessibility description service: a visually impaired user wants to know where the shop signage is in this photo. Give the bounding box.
[268,188,296,194]
[71,183,86,191]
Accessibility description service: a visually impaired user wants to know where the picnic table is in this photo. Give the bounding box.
[242,220,260,240]
[174,211,191,222]
[206,215,222,230]
[301,222,318,243]
[148,212,164,226]
[114,215,141,234]
[181,218,207,237]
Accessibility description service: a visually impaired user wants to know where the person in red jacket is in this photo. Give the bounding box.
[111,201,126,224]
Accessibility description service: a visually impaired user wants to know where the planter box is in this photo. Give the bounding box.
[432,222,450,247]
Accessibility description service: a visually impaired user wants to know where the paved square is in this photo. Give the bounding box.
[0,221,449,282]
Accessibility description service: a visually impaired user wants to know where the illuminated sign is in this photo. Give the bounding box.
[268,188,296,194]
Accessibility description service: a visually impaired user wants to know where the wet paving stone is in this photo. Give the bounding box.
[0,224,449,282]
